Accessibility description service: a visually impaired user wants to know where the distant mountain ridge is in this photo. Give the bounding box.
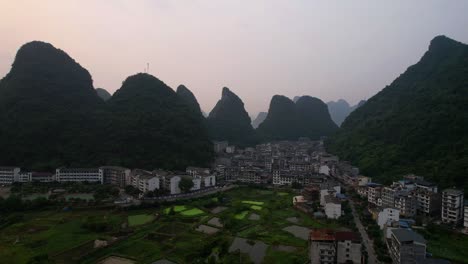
[96,88,111,101]
[328,35,468,191]
[327,99,366,126]
[252,112,267,128]
[257,95,338,141]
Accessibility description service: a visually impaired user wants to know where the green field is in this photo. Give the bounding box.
[0,187,346,264]
[419,225,468,263]
[180,208,204,216]
[250,205,262,210]
[128,214,155,227]
[242,200,264,206]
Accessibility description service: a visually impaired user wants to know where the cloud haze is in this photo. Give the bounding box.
[1,0,468,116]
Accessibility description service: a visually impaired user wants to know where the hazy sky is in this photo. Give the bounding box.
[1,1,468,117]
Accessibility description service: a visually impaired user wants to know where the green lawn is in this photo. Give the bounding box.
[234,211,249,220]
[128,214,154,227]
[174,205,187,212]
[250,205,262,210]
[419,226,468,263]
[180,208,204,216]
[242,200,264,206]
[277,192,289,196]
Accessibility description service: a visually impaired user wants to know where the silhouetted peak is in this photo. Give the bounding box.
[176,84,202,115]
[428,35,464,52]
[96,88,111,101]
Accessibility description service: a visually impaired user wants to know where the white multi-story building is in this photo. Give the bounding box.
[367,183,382,206]
[358,176,371,186]
[378,208,400,229]
[0,167,20,184]
[464,203,468,231]
[441,189,464,225]
[324,195,342,219]
[414,180,440,216]
[17,171,32,182]
[55,168,104,183]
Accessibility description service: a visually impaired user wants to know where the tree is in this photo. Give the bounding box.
[179,177,194,193]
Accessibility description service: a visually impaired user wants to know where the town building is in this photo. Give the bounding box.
[413,179,440,216]
[394,194,417,217]
[377,208,400,229]
[17,170,32,182]
[101,166,130,187]
[388,229,426,264]
[324,195,342,219]
[31,172,55,182]
[335,231,362,264]
[55,168,104,183]
[367,183,382,206]
[441,188,464,225]
[357,176,371,186]
[213,141,228,153]
[309,229,336,264]
[0,167,20,184]
[464,202,468,232]
[309,229,362,264]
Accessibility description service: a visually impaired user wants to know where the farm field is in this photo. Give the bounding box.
[0,186,345,264]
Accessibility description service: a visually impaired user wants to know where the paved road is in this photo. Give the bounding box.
[349,197,379,264]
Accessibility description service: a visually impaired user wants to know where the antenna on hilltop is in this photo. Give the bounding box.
[147,63,150,73]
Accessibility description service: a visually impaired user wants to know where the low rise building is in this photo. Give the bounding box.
[55,168,103,183]
[17,170,32,182]
[309,229,362,264]
[441,188,464,225]
[335,231,362,264]
[31,172,55,182]
[324,195,342,219]
[0,167,20,184]
[367,183,382,206]
[101,166,130,187]
[377,208,400,229]
[388,229,426,264]
[414,180,440,216]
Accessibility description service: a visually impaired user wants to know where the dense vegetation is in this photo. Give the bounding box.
[327,99,366,126]
[206,87,256,146]
[0,41,213,171]
[176,84,203,117]
[106,73,214,169]
[257,95,338,141]
[328,36,468,191]
[95,88,111,101]
[0,41,106,170]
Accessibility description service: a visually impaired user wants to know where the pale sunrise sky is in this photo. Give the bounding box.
[1,0,468,117]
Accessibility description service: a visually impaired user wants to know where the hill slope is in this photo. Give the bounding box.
[327,99,366,126]
[257,95,338,141]
[0,41,105,169]
[176,84,202,116]
[96,88,111,101]
[251,112,267,128]
[328,36,468,190]
[107,73,213,169]
[207,87,255,145]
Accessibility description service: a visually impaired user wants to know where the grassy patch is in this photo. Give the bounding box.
[128,214,154,227]
[277,192,289,196]
[234,211,249,220]
[174,205,187,212]
[180,208,204,216]
[419,226,468,263]
[242,200,264,206]
[250,205,262,211]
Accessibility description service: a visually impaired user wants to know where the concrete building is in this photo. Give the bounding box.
[377,208,400,229]
[31,172,55,182]
[464,202,468,231]
[441,189,464,225]
[0,167,20,184]
[17,170,32,182]
[213,141,228,153]
[335,231,362,264]
[414,180,440,216]
[357,176,371,186]
[309,229,362,264]
[394,194,417,217]
[101,166,130,187]
[367,183,382,206]
[388,229,426,264]
[325,195,342,219]
[55,168,103,183]
[309,229,336,264]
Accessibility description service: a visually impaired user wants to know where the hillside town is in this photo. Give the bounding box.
[1,139,466,264]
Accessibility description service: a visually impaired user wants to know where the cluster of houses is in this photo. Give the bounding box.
[0,166,216,196]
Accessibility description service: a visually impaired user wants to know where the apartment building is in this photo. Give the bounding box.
[441,189,464,225]
[17,170,32,182]
[464,203,468,231]
[388,229,426,264]
[101,166,130,187]
[324,195,342,219]
[394,194,417,217]
[31,172,55,182]
[309,229,336,264]
[309,229,362,264]
[55,168,103,183]
[377,208,400,229]
[414,180,440,216]
[0,167,20,184]
[335,232,362,264]
[367,183,382,206]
